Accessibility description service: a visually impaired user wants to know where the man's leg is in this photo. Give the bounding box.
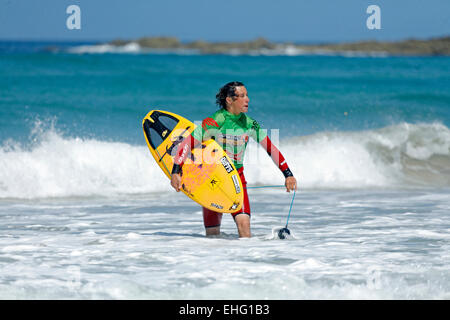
[234,213,251,238]
[232,167,251,238]
[205,226,220,236]
[203,207,222,236]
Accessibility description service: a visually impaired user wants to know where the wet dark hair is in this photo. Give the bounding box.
[215,81,245,109]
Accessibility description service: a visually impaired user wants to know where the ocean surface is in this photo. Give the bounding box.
[0,41,449,299]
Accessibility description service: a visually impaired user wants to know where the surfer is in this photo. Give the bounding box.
[170,81,297,238]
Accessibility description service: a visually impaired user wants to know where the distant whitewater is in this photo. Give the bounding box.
[66,42,389,57]
[66,42,199,55]
[1,122,449,199]
[61,36,450,57]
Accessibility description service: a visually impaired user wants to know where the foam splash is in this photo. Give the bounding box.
[271,227,296,240]
[0,128,170,199]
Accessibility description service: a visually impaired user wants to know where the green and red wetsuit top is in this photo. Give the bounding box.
[171,108,293,179]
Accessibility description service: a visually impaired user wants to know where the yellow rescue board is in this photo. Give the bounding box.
[142,110,243,213]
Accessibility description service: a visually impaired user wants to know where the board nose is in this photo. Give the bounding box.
[143,111,179,149]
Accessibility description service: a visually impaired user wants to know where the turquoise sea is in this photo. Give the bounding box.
[0,41,449,299]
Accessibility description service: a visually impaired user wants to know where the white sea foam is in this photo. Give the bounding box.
[0,185,449,299]
[0,122,449,199]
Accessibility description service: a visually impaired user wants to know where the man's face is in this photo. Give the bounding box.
[227,86,249,114]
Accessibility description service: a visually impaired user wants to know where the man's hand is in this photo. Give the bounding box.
[285,176,297,193]
[171,173,182,192]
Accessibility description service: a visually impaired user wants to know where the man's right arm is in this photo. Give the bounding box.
[171,134,197,174]
[170,117,220,191]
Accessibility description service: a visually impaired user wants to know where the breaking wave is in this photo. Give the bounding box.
[1,122,449,199]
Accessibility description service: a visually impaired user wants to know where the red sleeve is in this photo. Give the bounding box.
[202,117,219,131]
[172,117,219,175]
[173,134,200,167]
[259,136,289,172]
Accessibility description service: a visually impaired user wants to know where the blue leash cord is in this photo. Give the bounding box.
[245,185,296,228]
[245,185,284,189]
[285,188,296,228]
